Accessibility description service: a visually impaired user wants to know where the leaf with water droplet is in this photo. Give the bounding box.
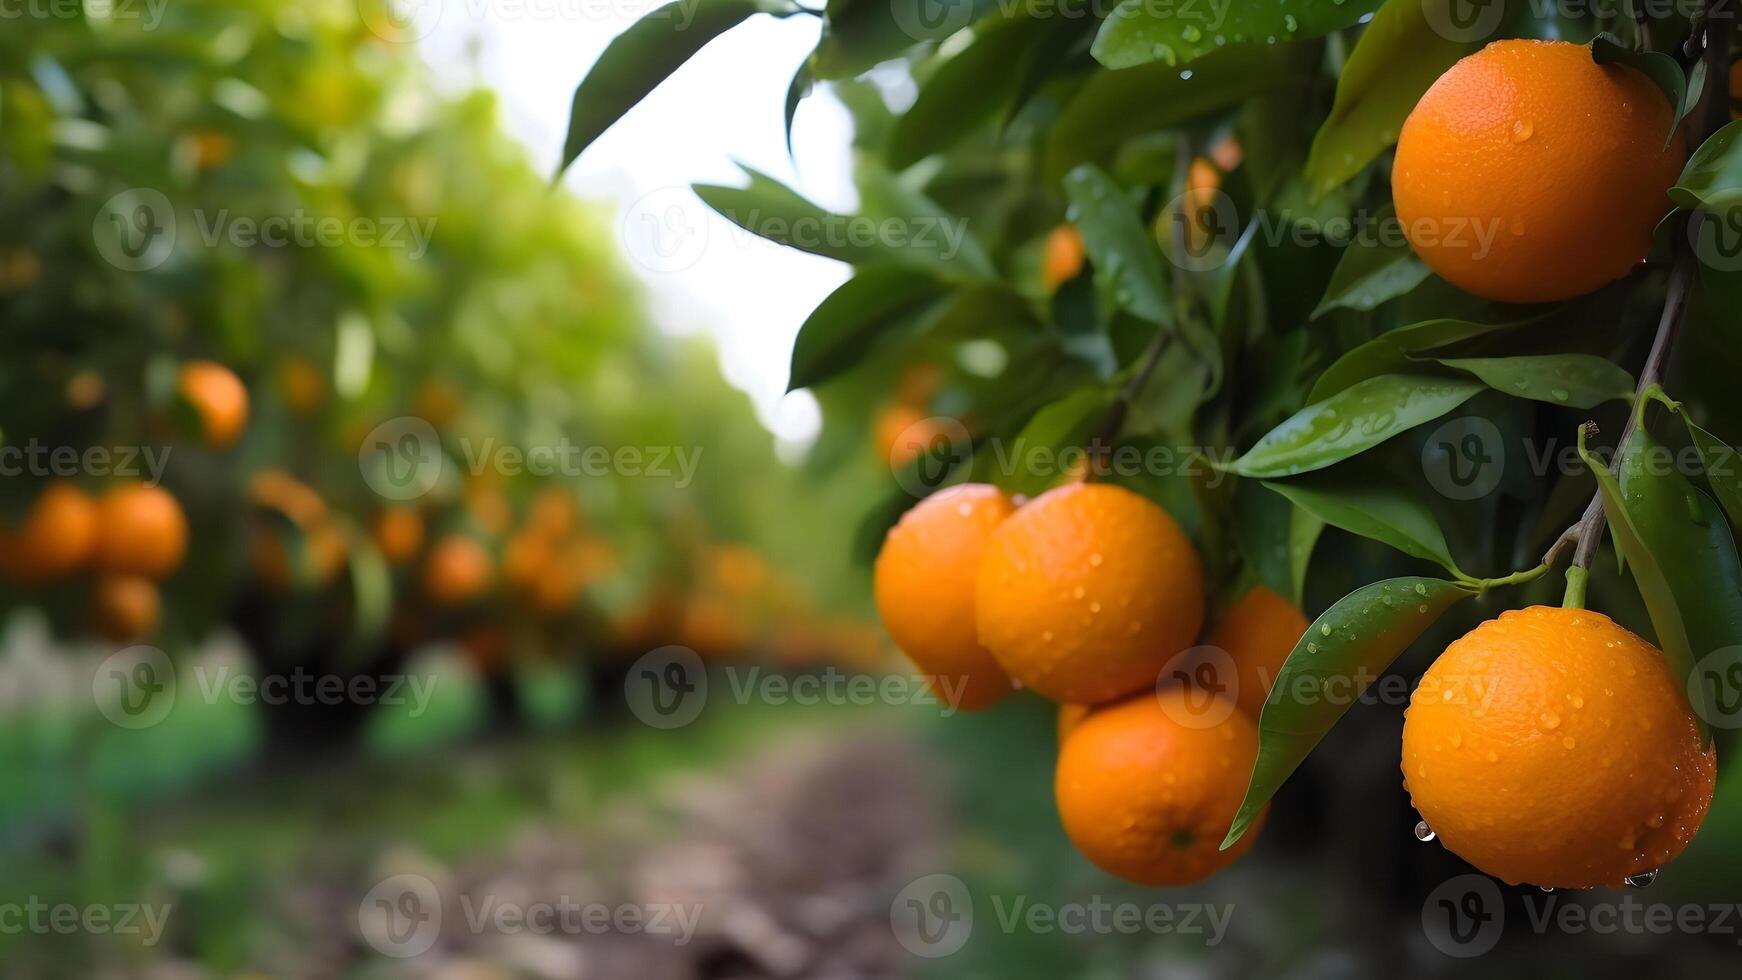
[1091,0,1383,70]
[1435,354,1636,409]
[1228,372,1483,479]
[1309,315,1539,403]
[1312,203,1431,318]
[1223,575,1478,850]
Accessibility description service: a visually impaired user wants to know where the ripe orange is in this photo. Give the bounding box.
[277,356,326,415]
[526,487,581,539]
[1041,224,1086,288]
[1205,586,1312,719]
[0,482,98,584]
[874,484,1017,712]
[678,593,752,658]
[1056,689,1265,886]
[65,370,105,410]
[1402,606,1716,888]
[178,360,250,449]
[1057,703,1090,743]
[252,521,346,591]
[93,484,187,580]
[872,403,945,469]
[422,534,493,606]
[977,482,1204,705]
[1393,39,1685,303]
[93,574,161,643]
[373,506,424,565]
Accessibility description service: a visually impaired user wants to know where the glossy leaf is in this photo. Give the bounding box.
[1436,354,1635,409]
[1686,417,1742,529]
[1590,34,1686,147]
[856,164,996,279]
[1093,0,1384,70]
[1311,216,1432,317]
[887,14,1056,169]
[1302,0,1476,199]
[1581,429,1706,738]
[1263,464,1464,576]
[1223,576,1478,848]
[558,0,790,176]
[992,387,1115,499]
[1046,46,1303,179]
[694,166,879,264]
[1309,317,1526,402]
[1229,373,1484,478]
[1234,479,1325,604]
[1062,164,1170,325]
[813,0,990,80]
[1670,119,1742,212]
[787,267,946,391]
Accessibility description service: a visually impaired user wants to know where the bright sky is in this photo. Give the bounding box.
[406,1,859,450]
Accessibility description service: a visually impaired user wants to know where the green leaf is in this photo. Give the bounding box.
[1685,417,1742,529]
[1046,45,1304,180]
[856,163,996,279]
[558,0,789,177]
[1436,354,1635,409]
[1302,0,1478,200]
[1580,428,1706,739]
[813,0,991,80]
[787,267,946,391]
[1263,463,1464,576]
[1309,317,1526,402]
[1311,216,1432,317]
[1093,0,1385,70]
[1234,480,1325,604]
[887,14,1056,169]
[784,59,812,158]
[1228,373,1484,478]
[1670,119,1742,212]
[1590,34,1685,148]
[1222,576,1477,849]
[991,387,1115,499]
[1615,422,1740,737]
[1062,164,1170,326]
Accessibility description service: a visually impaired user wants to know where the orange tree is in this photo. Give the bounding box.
[563,0,1742,889]
[0,1,845,745]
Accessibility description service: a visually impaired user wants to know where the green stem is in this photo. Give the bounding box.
[1459,562,1552,593]
[1563,566,1590,610]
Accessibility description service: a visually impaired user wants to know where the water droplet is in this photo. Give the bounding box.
[1414,583,1429,596]
[1511,119,1534,142]
[1089,552,1104,567]
[1414,820,1436,842]
[1072,585,1086,600]
[1089,601,1101,614]
[1540,711,1561,729]
[1624,869,1659,888]
[1179,69,1194,81]
[1320,623,1332,636]
[1181,25,1202,42]
[1283,14,1298,31]
[1551,388,1570,402]
[1540,885,1555,893]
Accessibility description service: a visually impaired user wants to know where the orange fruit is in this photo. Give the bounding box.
[373,506,424,565]
[678,594,752,658]
[465,483,512,537]
[874,484,1018,712]
[1393,39,1685,303]
[1057,703,1090,743]
[178,360,250,449]
[252,521,346,591]
[1205,586,1312,719]
[93,484,187,580]
[977,482,1204,705]
[247,470,327,526]
[185,128,235,170]
[1055,689,1265,886]
[873,403,946,469]
[1041,224,1086,288]
[422,534,493,606]
[278,356,326,415]
[526,487,580,539]
[1183,156,1223,250]
[65,370,105,410]
[0,483,98,584]
[1402,606,1716,888]
[93,574,160,643]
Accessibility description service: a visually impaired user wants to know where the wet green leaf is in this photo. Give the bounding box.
[887,14,1056,169]
[1092,0,1384,70]
[1223,576,1478,849]
[787,267,946,391]
[1670,119,1742,212]
[1685,417,1742,529]
[1302,0,1478,199]
[1229,373,1484,478]
[993,387,1115,499]
[1436,354,1635,409]
[1062,164,1171,327]
[1234,479,1326,605]
[1263,463,1464,576]
[1309,317,1525,402]
[1311,216,1432,318]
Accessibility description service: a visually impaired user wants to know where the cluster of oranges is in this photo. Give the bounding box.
[874,479,1310,885]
